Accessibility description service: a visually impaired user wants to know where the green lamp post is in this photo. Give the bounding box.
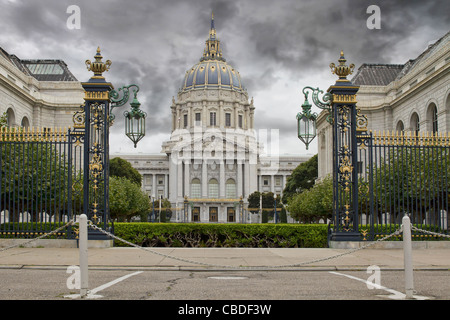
[297,86,332,150]
[110,84,147,148]
[124,93,147,148]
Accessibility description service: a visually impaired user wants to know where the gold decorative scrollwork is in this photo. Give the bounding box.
[356,108,368,133]
[339,154,353,193]
[73,105,85,129]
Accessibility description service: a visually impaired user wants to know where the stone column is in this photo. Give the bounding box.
[219,160,225,198]
[184,160,190,198]
[177,160,183,200]
[244,161,250,198]
[237,161,243,197]
[164,174,168,199]
[169,155,177,202]
[202,160,208,198]
[152,174,157,198]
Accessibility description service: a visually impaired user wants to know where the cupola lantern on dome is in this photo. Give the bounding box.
[201,12,225,62]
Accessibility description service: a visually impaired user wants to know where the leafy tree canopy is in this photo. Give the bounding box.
[110,157,142,186]
[282,154,318,204]
[109,176,150,222]
[248,191,282,210]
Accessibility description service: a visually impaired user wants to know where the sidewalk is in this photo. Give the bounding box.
[0,246,449,271]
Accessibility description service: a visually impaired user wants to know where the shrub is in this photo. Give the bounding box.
[112,223,329,248]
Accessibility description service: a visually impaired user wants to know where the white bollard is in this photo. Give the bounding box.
[402,214,414,299]
[79,214,89,298]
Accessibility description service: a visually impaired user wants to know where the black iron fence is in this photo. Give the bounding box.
[0,127,82,239]
[357,130,449,240]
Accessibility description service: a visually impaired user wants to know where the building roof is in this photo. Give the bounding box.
[351,64,404,86]
[0,47,78,82]
[180,13,245,93]
[351,31,449,87]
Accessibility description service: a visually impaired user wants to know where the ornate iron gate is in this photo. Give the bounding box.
[0,126,80,239]
[357,130,449,241]
[328,52,449,241]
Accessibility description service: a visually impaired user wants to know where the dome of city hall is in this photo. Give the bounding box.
[180,14,245,93]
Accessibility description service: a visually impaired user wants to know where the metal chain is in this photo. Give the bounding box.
[89,223,403,270]
[0,221,75,252]
[411,226,450,239]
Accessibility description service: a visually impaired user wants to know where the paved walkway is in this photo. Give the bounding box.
[0,247,449,271]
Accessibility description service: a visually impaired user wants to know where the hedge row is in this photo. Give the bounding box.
[112,223,329,248]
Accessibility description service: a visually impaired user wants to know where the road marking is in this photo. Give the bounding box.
[64,271,143,299]
[208,276,248,280]
[329,271,430,300]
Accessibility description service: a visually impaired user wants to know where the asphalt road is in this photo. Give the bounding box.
[0,268,448,301]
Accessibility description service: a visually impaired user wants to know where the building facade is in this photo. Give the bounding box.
[0,16,308,224]
[0,47,84,129]
[317,31,450,179]
[116,16,308,223]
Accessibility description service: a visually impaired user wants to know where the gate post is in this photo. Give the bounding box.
[81,48,113,239]
[328,51,361,241]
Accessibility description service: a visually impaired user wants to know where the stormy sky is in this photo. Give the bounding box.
[0,0,448,156]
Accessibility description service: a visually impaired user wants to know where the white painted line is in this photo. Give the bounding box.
[65,271,143,299]
[208,276,248,280]
[329,271,430,300]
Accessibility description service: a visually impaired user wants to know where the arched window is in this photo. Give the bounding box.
[6,108,15,127]
[21,117,30,129]
[226,179,236,199]
[427,103,438,133]
[410,112,420,135]
[396,120,404,133]
[191,178,201,198]
[208,179,219,198]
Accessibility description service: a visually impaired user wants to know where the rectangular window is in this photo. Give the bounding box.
[238,115,243,128]
[225,113,231,127]
[195,113,201,126]
[227,208,235,223]
[210,112,217,126]
[209,207,218,222]
[191,180,201,198]
[275,177,281,186]
[192,207,200,222]
[183,114,188,128]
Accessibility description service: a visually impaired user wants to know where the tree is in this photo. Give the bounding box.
[153,198,172,222]
[109,176,150,222]
[110,157,142,186]
[0,125,71,221]
[248,191,282,210]
[0,112,7,127]
[286,175,333,223]
[247,191,282,223]
[370,147,450,224]
[282,154,318,204]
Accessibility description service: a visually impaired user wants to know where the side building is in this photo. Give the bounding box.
[317,31,450,179]
[0,47,84,129]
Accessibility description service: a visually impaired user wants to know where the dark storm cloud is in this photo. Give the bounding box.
[0,0,448,154]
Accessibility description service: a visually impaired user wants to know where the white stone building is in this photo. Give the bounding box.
[116,16,308,223]
[317,31,450,179]
[0,16,308,223]
[0,47,84,129]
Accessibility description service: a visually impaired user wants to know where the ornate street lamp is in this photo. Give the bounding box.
[81,47,147,238]
[297,86,333,150]
[110,84,147,148]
